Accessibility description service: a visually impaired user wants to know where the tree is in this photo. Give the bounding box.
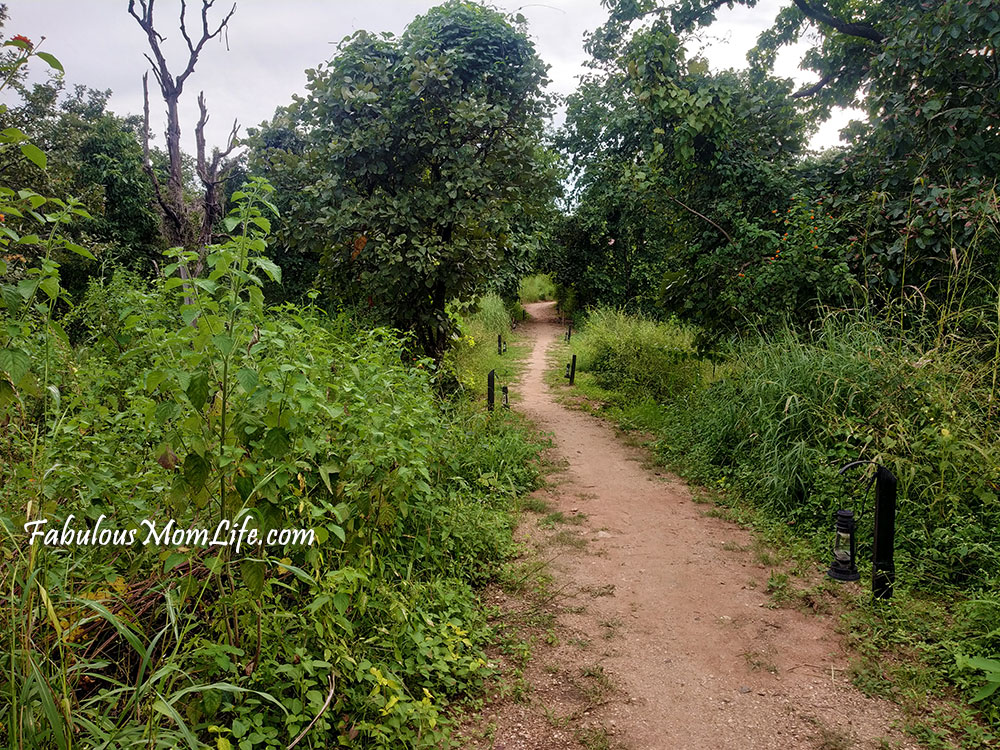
[255,1,558,359]
[594,0,1000,304]
[554,19,854,335]
[1,28,161,288]
[128,0,239,267]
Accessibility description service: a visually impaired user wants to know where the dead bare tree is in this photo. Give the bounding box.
[128,0,240,273]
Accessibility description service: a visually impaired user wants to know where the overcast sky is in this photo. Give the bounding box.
[5,1,858,154]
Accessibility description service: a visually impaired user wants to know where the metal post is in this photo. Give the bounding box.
[487,369,495,412]
[502,385,509,409]
[872,465,897,600]
[498,334,503,356]
[569,354,576,385]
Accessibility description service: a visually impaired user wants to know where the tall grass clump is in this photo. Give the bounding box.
[446,292,521,394]
[574,308,705,402]
[518,273,556,303]
[655,316,1000,586]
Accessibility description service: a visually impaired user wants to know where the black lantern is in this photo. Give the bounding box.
[501,385,509,409]
[828,509,860,581]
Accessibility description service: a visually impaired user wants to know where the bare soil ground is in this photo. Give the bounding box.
[459,301,919,750]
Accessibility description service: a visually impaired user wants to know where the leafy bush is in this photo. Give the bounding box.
[1,184,543,749]
[518,273,556,303]
[445,292,521,396]
[574,308,705,402]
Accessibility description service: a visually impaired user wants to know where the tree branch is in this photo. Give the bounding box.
[175,0,236,92]
[792,0,885,44]
[792,70,836,98]
[667,193,734,245]
[140,72,179,230]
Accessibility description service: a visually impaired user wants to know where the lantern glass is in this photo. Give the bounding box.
[828,509,860,581]
[833,529,852,563]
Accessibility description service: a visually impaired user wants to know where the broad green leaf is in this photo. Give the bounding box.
[0,126,28,142]
[234,367,258,392]
[212,333,234,356]
[186,372,211,410]
[183,451,210,492]
[39,276,59,300]
[0,347,30,384]
[20,142,46,170]
[63,241,96,260]
[154,400,180,424]
[35,52,64,72]
[261,427,291,458]
[241,559,266,596]
[251,257,281,283]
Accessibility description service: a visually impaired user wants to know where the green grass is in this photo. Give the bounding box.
[448,292,528,400]
[519,273,557,303]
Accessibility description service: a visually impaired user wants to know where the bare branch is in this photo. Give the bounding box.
[179,0,196,56]
[286,675,337,750]
[140,73,180,230]
[792,0,885,44]
[175,0,237,92]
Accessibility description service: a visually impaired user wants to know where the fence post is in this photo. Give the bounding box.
[498,334,503,356]
[569,354,576,385]
[487,369,495,412]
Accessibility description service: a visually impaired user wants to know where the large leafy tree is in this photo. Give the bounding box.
[254,1,558,359]
[590,0,1000,310]
[0,74,162,288]
[555,20,850,335]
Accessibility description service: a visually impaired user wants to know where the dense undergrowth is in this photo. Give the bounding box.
[565,307,1000,740]
[517,274,555,304]
[0,184,543,749]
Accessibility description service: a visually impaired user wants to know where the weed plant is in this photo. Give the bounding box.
[445,292,525,397]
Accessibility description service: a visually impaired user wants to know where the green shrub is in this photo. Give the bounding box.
[0,187,543,749]
[649,316,1000,586]
[574,308,705,402]
[518,273,556,303]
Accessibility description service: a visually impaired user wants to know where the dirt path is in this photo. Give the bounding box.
[463,301,917,750]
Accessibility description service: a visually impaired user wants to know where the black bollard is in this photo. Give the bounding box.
[569,354,576,385]
[487,369,495,412]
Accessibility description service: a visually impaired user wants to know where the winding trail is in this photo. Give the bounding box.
[471,301,917,750]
